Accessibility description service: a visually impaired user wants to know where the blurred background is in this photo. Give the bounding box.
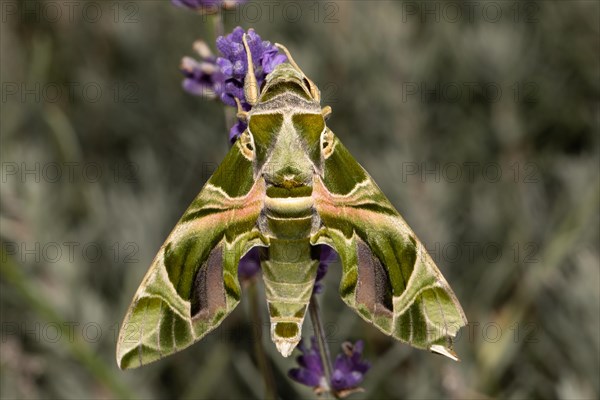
[1,1,598,399]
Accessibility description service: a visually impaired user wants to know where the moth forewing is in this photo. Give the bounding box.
[310,136,467,359]
[116,141,267,369]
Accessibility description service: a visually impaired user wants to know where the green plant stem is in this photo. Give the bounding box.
[213,9,225,38]
[248,279,277,400]
[309,294,337,399]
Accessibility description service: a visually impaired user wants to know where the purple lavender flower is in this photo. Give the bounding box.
[331,341,371,392]
[288,337,325,388]
[238,247,261,281]
[180,27,287,141]
[180,41,221,99]
[229,120,247,143]
[262,46,288,74]
[214,27,286,108]
[180,56,218,98]
[313,245,338,294]
[172,0,245,13]
[289,338,371,396]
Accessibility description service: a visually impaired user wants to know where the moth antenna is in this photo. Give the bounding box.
[275,43,321,102]
[242,33,259,106]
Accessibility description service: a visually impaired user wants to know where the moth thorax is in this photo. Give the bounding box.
[263,186,315,240]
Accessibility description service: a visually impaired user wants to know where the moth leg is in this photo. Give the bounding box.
[242,33,259,105]
[275,43,320,102]
[321,105,332,120]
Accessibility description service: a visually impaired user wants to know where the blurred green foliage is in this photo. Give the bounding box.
[1,1,598,399]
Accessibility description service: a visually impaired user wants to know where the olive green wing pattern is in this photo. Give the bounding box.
[116,140,266,369]
[311,130,467,359]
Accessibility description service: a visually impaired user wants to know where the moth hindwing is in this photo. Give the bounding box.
[116,39,466,369]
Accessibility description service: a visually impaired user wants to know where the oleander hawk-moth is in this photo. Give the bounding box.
[116,36,467,369]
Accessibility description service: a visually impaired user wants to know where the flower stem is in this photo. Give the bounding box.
[309,294,337,399]
[248,279,277,400]
[214,8,225,38]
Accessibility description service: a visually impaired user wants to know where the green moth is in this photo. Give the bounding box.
[116,36,467,369]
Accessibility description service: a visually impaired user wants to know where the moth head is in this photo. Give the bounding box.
[259,63,319,104]
[260,43,321,103]
[241,35,319,105]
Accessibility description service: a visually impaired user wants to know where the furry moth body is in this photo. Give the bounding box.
[116,37,467,369]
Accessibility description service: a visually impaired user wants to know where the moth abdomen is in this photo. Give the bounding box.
[261,238,319,357]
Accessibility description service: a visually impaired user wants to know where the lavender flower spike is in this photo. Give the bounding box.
[289,337,371,397]
[179,27,287,142]
[288,337,326,389]
[331,341,371,394]
[214,27,287,108]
